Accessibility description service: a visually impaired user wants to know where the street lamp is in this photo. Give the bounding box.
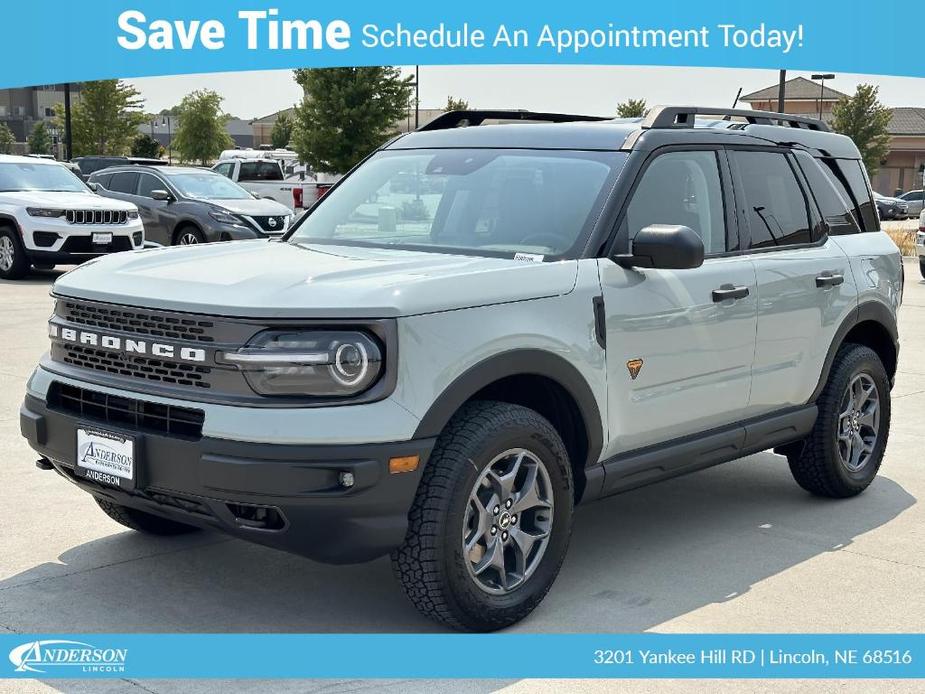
[811,73,835,120]
[161,115,172,164]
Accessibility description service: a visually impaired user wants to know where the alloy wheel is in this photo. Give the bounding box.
[463,448,554,595]
[837,373,881,472]
[179,232,200,245]
[0,236,14,272]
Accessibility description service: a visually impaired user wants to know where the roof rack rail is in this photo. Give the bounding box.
[641,106,831,133]
[419,109,610,131]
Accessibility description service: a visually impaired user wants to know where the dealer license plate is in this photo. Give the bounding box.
[75,427,135,490]
[92,232,113,245]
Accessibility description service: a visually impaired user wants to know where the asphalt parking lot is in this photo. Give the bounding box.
[1,260,924,694]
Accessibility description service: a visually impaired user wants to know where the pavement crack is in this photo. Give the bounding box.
[839,548,925,571]
[0,538,234,594]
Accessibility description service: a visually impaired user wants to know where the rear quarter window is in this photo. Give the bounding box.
[793,151,860,236]
[818,157,880,232]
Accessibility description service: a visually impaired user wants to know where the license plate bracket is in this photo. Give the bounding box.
[75,426,136,491]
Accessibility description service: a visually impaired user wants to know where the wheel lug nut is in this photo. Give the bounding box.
[505,499,513,509]
[493,505,500,515]
[490,525,497,535]
[501,531,509,541]
[511,514,517,524]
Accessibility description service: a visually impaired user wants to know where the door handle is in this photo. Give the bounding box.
[815,272,845,289]
[712,284,750,302]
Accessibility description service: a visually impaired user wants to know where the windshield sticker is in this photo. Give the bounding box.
[514,253,545,263]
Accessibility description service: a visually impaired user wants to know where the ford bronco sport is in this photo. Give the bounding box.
[20,107,901,631]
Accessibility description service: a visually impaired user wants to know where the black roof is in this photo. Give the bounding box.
[387,107,860,159]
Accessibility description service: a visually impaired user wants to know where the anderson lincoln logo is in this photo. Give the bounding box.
[49,323,206,363]
[9,640,128,674]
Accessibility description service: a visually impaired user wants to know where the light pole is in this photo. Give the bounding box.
[161,115,172,164]
[811,73,835,120]
[414,65,419,129]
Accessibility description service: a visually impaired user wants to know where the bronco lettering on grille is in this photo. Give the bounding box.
[49,324,207,363]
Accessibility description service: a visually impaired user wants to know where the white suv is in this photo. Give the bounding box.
[0,155,143,280]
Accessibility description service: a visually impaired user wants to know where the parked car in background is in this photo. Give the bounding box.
[874,192,909,220]
[72,156,166,181]
[213,151,338,212]
[898,190,924,217]
[89,165,292,245]
[0,155,142,279]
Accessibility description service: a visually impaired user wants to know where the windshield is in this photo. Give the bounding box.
[0,162,88,193]
[288,148,626,258]
[167,172,254,200]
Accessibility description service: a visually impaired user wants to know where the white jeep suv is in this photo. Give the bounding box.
[0,155,143,280]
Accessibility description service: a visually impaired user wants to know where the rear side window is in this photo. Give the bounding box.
[793,151,860,236]
[108,171,139,194]
[238,162,284,182]
[733,151,812,249]
[819,158,880,232]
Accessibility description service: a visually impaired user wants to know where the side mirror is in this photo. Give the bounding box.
[614,224,704,270]
[151,189,173,202]
[87,182,100,192]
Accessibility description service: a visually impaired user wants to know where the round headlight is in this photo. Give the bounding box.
[223,330,383,397]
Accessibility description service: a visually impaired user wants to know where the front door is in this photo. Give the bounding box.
[599,148,758,458]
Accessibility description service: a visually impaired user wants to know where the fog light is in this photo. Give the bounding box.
[389,455,420,474]
[338,471,355,488]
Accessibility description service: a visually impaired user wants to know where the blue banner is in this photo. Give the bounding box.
[0,1,921,87]
[2,634,924,679]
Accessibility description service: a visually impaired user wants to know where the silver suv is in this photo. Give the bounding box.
[20,107,902,631]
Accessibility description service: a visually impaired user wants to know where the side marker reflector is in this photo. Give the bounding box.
[389,455,420,474]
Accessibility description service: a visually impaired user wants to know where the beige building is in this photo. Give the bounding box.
[250,106,446,147]
[741,76,925,195]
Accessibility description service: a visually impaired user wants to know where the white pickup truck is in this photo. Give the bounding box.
[213,152,337,213]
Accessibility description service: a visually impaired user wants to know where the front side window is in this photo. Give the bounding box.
[623,150,728,255]
[213,163,233,179]
[734,151,811,249]
[289,148,625,259]
[238,161,283,182]
[108,171,140,195]
[0,162,88,193]
[137,173,166,198]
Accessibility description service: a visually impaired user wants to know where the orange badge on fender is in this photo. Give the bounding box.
[626,358,644,380]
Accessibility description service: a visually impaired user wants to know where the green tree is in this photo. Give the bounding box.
[171,89,233,165]
[291,67,414,174]
[0,123,15,154]
[830,84,892,177]
[55,80,145,156]
[444,96,470,111]
[28,122,51,155]
[131,132,162,158]
[270,112,293,149]
[616,98,648,118]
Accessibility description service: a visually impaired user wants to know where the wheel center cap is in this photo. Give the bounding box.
[498,511,512,530]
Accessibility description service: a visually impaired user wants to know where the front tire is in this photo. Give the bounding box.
[787,344,890,498]
[173,226,206,246]
[0,226,29,280]
[95,498,201,535]
[391,401,574,631]
[919,257,925,280]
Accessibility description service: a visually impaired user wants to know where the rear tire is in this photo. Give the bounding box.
[787,344,890,498]
[0,226,29,280]
[391,401,574,631]
[95,498,201,535]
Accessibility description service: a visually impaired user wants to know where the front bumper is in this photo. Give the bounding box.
[20,392,434,564]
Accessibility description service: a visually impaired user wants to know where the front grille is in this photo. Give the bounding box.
[60,236,133,253]
[48,382,204,439]
[65,209,128,225]
[61,301,216,343]
[251,215,287,233]
[63,344,212,389]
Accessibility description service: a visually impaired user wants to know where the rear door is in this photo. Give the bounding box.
[729,149,856,414]
[599,147,758,456]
